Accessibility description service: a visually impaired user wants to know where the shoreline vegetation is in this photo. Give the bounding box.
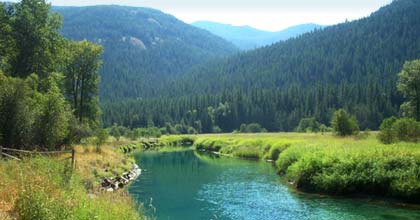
[0,140,146,220]
[191,133,420,204]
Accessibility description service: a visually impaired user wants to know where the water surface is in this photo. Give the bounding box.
[129,150,420,220]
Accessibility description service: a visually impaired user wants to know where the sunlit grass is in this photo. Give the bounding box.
[0,143,142,220]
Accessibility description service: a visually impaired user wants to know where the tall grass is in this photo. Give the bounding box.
[0,156,141,220]
[159,135,196,147]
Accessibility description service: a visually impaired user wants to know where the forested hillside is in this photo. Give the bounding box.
[53,6,238,101]
[102,0,420,133]
[192,21,323,50]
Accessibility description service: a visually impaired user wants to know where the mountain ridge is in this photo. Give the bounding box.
[192,21,323,50]
[52,5,238,101]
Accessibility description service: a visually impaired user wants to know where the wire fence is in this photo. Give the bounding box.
[0,146,75,169]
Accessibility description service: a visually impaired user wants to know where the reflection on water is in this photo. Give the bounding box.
[129,150,420,220]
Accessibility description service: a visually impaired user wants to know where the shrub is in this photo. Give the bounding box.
[393,118,420,142]
[95,128,109,147]
[331,109,359,136]
[295,117,321,133]
[238,123,266,133]
[378,117,420,144]
[378,117,398,144]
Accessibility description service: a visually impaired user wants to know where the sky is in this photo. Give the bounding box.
[16,0,393,31]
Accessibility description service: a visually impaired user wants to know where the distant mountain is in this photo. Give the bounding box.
[52,6,238,101]
[192,21,323,50]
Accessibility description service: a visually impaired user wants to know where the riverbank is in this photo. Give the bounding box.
[118,135,196,154]
[0,141,144,220]
[192,133,420,203]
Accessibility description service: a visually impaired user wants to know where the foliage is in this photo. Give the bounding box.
[378,117,398,144]
[0,0,102,148]
[10,0,65,78]
[278,141,420,199]
[0,2,14,72]
[331,109,359,136]
[238,123,266,133]
[295,117,324,133]
[392,118,420,142]
[378,117,420,144]
[0,72,72,149]
[63,40,103,127]
[94,128,109,147]
[397,59,420,120]
[112,126,121,141]
[33,74,72,149]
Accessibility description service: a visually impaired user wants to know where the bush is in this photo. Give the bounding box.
[295,117,321,133]
[0,73,73,149]
[378,117,420,144]
[378,117,398,144]
[393,118,420,142]
[238,123,266,133]
[95,128,109,149]
[331,109,359,136]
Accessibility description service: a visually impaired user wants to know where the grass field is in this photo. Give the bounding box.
[0,142,144,220]
[193,132,420,202]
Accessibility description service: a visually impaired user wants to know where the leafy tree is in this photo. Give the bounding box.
[397,60,420,120]
[94,128,108,147]
[0,3,15,73]
[63,40,103,126]
[33,74,71,149]
[331,109,360,136]
[0,73,72,149]
[0,73,34,148]
[10,0,64,78]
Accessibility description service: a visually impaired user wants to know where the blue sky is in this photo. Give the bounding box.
[18,0,394,31]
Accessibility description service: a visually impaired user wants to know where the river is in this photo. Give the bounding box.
[128,149,420,220]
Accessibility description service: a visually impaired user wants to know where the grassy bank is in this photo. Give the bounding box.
[0,143,144,220]
[119,135,196,153]
[193,133,420,202]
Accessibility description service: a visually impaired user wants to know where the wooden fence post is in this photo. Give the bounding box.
[71,149,75,169]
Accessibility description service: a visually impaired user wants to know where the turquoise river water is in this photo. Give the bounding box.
[128,150,420,220]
